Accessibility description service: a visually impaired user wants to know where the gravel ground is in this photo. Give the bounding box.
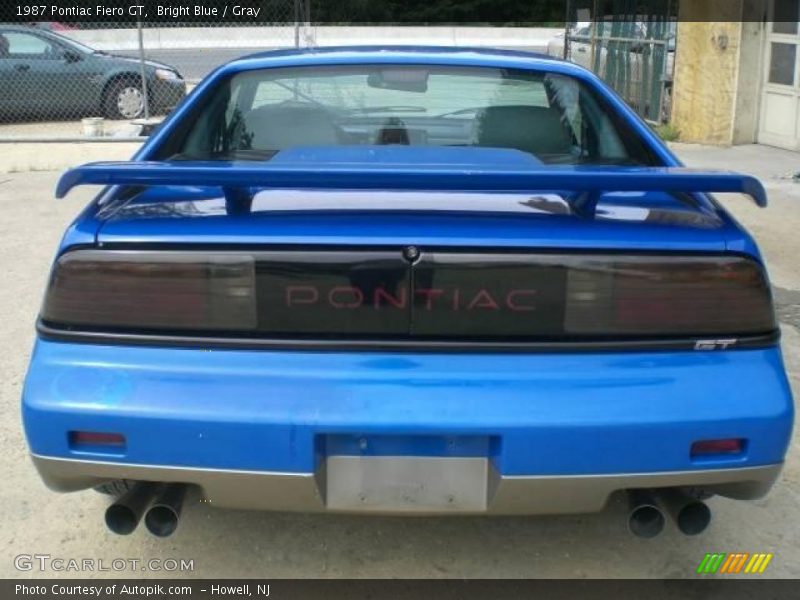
[0,143,797,579]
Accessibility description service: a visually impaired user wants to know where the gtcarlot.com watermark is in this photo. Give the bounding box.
[14,554,194,573]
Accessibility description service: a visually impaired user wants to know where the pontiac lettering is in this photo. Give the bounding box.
[285,286,537,311]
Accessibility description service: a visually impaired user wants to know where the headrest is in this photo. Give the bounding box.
[475,105,573,157]
[243,103,339,150]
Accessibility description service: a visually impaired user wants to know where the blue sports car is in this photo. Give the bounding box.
[22,47,793,539]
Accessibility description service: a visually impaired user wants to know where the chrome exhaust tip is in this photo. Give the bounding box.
[658,488,712,536]
[627,489,666,538]
[104,482,160,535]
[144,483,187,538]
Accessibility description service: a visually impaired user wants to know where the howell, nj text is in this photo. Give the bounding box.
[209,584,270,596]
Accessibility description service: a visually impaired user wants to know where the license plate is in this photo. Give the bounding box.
[321,455,496,513]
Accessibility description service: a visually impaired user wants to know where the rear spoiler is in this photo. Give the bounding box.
[56,161,767,217]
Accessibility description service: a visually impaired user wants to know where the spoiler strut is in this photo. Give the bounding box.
[56,161,768,217]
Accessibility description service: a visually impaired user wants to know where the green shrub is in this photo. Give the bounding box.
[654,123,680,142]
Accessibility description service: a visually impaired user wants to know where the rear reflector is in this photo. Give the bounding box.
[691,439,746,456]
[69,431,126,447]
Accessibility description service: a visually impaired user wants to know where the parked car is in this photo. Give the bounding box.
[0,25,186,120]
[24,47,792,539]
[547,22,601,60]
[28,22,78,32]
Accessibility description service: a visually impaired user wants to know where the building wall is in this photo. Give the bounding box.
[671,0,766,145]
[732,8,768,144]
[64,26,562,52]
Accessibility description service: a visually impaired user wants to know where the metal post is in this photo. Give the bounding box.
[589,0,599,70]
[662,0,674,121]
[563,0,571,60]
[294,0,301,48]
[292,0,301,99]
[136,20,150,121]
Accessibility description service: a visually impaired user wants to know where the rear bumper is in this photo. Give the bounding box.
[23,339,794,514]
[31,455,782,515]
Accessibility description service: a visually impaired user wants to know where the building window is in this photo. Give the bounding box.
[769,42,797,85]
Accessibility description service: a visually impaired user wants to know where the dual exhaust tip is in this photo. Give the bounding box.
[628,488,711,538]
[106,482,708,538]
[105,482,187,537]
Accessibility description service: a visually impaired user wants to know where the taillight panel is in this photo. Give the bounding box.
[40,248,776,345]
[563,255,775,336]
[43,251,257,331]
[414,251,774,338]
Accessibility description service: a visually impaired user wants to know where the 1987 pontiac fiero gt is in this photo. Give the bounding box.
[23,47,793,538]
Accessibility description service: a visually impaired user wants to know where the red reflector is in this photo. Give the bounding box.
[69,431,126,447]
[691,438,745,456]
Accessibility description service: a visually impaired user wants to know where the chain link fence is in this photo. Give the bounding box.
[0,1,307,140]
[564,19,675,123]
[560,1,677,123]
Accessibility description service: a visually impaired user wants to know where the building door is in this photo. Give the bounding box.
[759,1,800,149]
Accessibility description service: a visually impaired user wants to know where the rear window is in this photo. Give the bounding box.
[165,65,656,166]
